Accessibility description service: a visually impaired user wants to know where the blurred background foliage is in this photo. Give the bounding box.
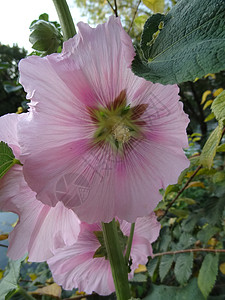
[0,0,225,299]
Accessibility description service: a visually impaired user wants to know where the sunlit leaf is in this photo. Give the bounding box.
[134,264,147,273]
[203,100,213,110]
[211,90,225,121]
[201,90,212,105]
[219,263,225,275]
[199,122,224,169]
[213,88,223,98]
[217,144,225,152]
[204,113,215,122]
[31,283,62,297]
[142,0,165,13]
[186,181,205,189]
[0,141,21,179]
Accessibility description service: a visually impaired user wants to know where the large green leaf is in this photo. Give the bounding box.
[132,0,225,84]
[0,142,21,179]
[198,253,219,299]
[0,258,24,300]
[174,252,193,285]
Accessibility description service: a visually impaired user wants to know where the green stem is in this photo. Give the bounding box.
[125,223,135,265]
[17,286,36,300]
[52,0,76,40]
[102,220,131,300]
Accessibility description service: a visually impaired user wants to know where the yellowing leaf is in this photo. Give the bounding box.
[31,283,62,297]
[0,269,4,280]
[204,112,215,122]
[219,263,225,274]
[0,234,8,241]
[177,197,196,205]
[203,99,213,110]
[16,107,23,114]
[217,144,225,152]
[204,73,216,79]
[134,264,147,273]
[29,273,37,281]
[142,0,165,13]
[201,90,211,104]
[186,181,205,189]
[213,88,223,98]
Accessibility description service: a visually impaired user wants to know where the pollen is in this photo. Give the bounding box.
[112,124,131,143]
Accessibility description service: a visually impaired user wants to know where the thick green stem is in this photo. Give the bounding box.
[102,220,131,300]
[52,0,76,40]
[125,223,135,265]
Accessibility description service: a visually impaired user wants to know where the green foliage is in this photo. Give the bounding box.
[0,142,21,179]
[132,0,225,84]
[159,254,174,281]
[29,14,63,56]
[143,278,205,300]
[0,44,27,116]
[174,253,193,285]
[211,90,225,121]
[0,257,24,300]
[199,121,224,168]
[198,254,219,299]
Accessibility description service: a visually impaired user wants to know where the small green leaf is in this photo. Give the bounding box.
[164,184,180,199]
[177,197,196,205]
[217,144,225,152]
[198,253,219,299]
[199,122,224,169]
[197,226,220,244]
[174,252,193,285]
[93,222,128,259]
[0,141,20,179]
[0,257,25,299]
[204,113,215,122]
[211,90,225,121]
[93,230,108,259]
[29,20,62,55]
[132,0,225,84]
[159,254,174,281]
[3,84,22,93]
[147,257,159,278]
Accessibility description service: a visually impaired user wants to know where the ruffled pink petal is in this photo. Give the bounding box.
[48,222,114,295]
[48,215,160,295]
[120,213,160,275]
[0,114,80,261]
[0,113,21,158]
[18,16,189,223]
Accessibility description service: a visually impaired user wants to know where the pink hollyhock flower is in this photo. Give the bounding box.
[48,213,160,295]
[18,16,189,223]
[0,114,80,261]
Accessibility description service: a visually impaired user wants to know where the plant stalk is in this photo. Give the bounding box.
[52,0,76,40]
[102,220,131,300]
